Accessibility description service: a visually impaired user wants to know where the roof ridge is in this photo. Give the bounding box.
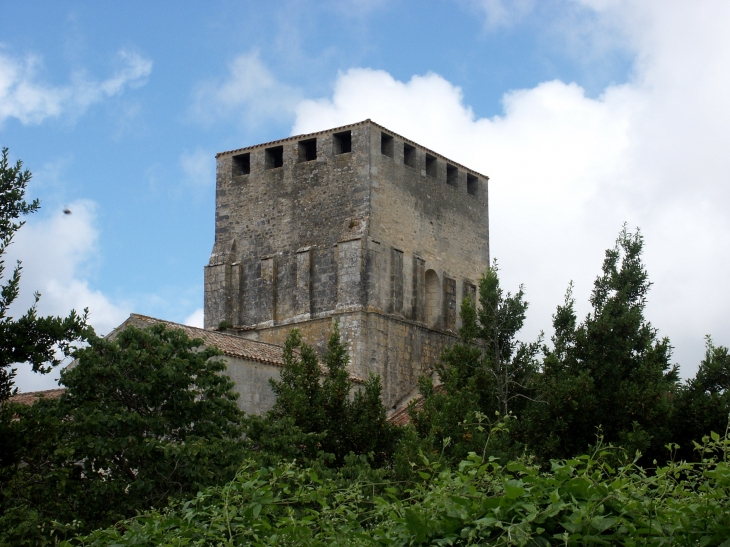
[128,313,287,350]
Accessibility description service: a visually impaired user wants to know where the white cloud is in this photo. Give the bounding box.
[292,0,730,378]
[190,51,300,125]
[0,48,152,126]
[7,200,130,392]
[184,308,204,328]
[180,148,215,188]
[464,0,536,29]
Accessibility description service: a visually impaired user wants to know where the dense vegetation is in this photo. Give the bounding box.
[407,229,683,469]
[0,325,247,545]
[69,434,730,546]
[1,148,730,545]
[244,323,400,468]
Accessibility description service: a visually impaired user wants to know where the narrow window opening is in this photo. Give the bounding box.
[446,164,458,187]
[390,248,404,314]
[425,269,441,329]
[381,133,394,158]
[443,277,457,331]
[333,131,351,155]
[425,153,437,178]
[232,153,250,175]
[403,143,416,168]
[467,174,478,196]
[463,281,476,304]
[265,146,284,170]
[298,138,317,162]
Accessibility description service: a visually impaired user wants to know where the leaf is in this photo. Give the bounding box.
[474,517,497,528]
[504,481,525,499]
[590,516,617,533]
[549,488,562,504]
[405,508,428,544]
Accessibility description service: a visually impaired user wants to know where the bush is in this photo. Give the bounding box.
[70,425,730,546]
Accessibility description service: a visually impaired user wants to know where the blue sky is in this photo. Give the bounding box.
[3,1,729,391]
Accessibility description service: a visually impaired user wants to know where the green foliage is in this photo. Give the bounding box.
[408,262,540,465]
[672,336,730,461]
[0,396,77,546]
[246,323,399,467]
[3,181,729,547]
[525,227,679,463]
[0,146,90,402]
[0,324,246,546]
[69,425,730,546]
[217,320,233,331]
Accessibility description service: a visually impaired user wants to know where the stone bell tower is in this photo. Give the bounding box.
[205,120,489,409]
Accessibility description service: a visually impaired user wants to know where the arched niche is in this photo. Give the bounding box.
[425,269,441,329]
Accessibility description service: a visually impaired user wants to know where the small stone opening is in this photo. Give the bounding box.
[391,248,404,314]
[425,269,441,328]
[425,153,437,178]
[298,138,317,162]
[333,131,352,155]
[232,153,250,175]
[443,277,456,331]
[265,146,284,170]
[381,133,394,158]
[403,143,416,168]
[464,280,477,304]
[467,174,478,196]
[446,164,458,187]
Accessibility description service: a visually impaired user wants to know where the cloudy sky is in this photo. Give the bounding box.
[2,0,728,391]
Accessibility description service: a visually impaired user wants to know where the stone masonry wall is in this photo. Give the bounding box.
[366,126,490,333]
[205,120,489,409]
[222,356,281,415]
[205,124,372,329]
[242,311,457,409]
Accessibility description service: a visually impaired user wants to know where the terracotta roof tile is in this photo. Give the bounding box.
[123,314,285,366]
[388,401,416,426]
[8,388,66,406]
[388,384,445,426]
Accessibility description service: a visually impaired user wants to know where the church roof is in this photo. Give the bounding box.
[387,383,445,426]
[121,315,364,383]
[8,388,66,406]
[9,314,366,407]
[122,314,286,366]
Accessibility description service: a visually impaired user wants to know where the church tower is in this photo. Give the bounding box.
[205,120,489,409]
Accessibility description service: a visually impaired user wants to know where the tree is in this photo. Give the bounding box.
[0,324,246,545]
[0,147,90,402]
[249,323,399,467]
[408,263,540,464]
[525,226,679,462]
[671,336,730,461]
